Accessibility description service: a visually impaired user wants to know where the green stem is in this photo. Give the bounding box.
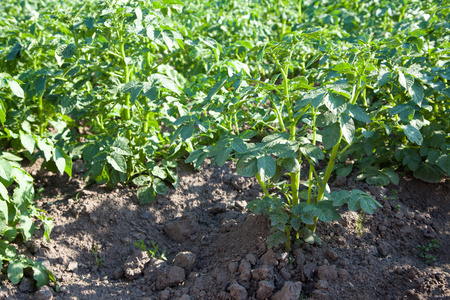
[285,226,291,252]
[256,173,269,196]
[317,137,341,203]
[120,42,131,141]
[38,96,44,135]
[307,109,317,204]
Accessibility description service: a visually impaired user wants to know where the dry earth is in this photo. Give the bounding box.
[1,159,449,299]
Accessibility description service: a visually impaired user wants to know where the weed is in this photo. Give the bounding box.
[416,239,439,264]
[356,211,366,235]
[134,240,167,261]
[92,244,104,267]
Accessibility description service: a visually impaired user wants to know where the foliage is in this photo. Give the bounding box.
[134,239,167,261]
[416,238,439,264]
[0,0,448,287]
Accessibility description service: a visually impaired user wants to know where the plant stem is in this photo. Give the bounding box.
[256,173,269,196]
[310,136,342,232]
[38,96,44,135]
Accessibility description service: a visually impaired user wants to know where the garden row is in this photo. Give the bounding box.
[0,0,448,288]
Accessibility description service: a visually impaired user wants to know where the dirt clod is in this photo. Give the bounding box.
[272,281,302,300]
[173,251,196,273]
[228,283,248,300]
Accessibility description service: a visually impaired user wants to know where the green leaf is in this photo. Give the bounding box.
[398,71,414,90]
[215,146,232,167]
[413,164,442,183]
[300,144,324,160]
[148,74,180,95]
[333,62,354,73]
[236,155,258,177]
[55,44,75,66]
[257,155,276,182]
[37,138,53,161]
[377,69,392,87]
[3,227,17,241]
[53,147,67,175]
[383,169,399,185]
[331,190,352,206]
[280,157,300,173]
[112,137,132,156]
[137,186,156,205]
[180,121,195,141]
[366,174,390,186]
[323,93,347,115]
[60,95,77,115]
[230,138,247,153]
[350,190,381,214]
[348,104,370,123]
[0,158,13,181]
[409,80,423,105]
[20,132,35,153]
[206,76,228,101]
[436,155,450,176]
[132,175,151,185]
[5,42,22,60]
[32,264,50,288]
[340,114,355,144]
[8,261,24,285]
[19,215,34,240]
[302,88,326,108]
[291,217,302,231]
[336,165,353,177]
[151,166,167,179]
[7,80,24,98]
[316,201,340,222]
[321,123,341,150]
[107,153,127,173]
[122,81,143,103]
[401,125,423,145]
[153,178,168,195]
[34,76,46,97]
[0,200,8,232]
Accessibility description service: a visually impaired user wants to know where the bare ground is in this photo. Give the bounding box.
[1,159,449,299]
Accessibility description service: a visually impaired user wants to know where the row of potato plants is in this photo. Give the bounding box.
[0,0,449,287]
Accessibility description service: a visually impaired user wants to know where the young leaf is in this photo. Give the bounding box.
[32,264,50,288]
[321,123,341,150]
[398,71,414,90]
[401,125,423,145]
[236,155,258,177]
[257,155,276,182]
[107,153,127,173]
[230,138,247,153]
[112,137,132,156]
[7,261,24,285]
[137,186,156,205]
[413,164,442,183]
[34,76,47,97]
[280,157,300,173]
[340,114,355,144]
[300,144,324,160]
[20,132,35,153]
[18,215,34,240]
[409,80,424,105]
[7,80,24,99]
[153,178,168,195]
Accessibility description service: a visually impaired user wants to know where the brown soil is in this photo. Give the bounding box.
[1,160,449,299]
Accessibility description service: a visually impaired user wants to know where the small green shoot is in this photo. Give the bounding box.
[134,240,167,261]
[416,239,439,264]
[92,244,104,267]
[356,211,366,235]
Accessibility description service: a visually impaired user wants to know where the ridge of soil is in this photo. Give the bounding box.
[1,160,449,299]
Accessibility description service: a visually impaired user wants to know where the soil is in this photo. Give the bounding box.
[1,159,449,300]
